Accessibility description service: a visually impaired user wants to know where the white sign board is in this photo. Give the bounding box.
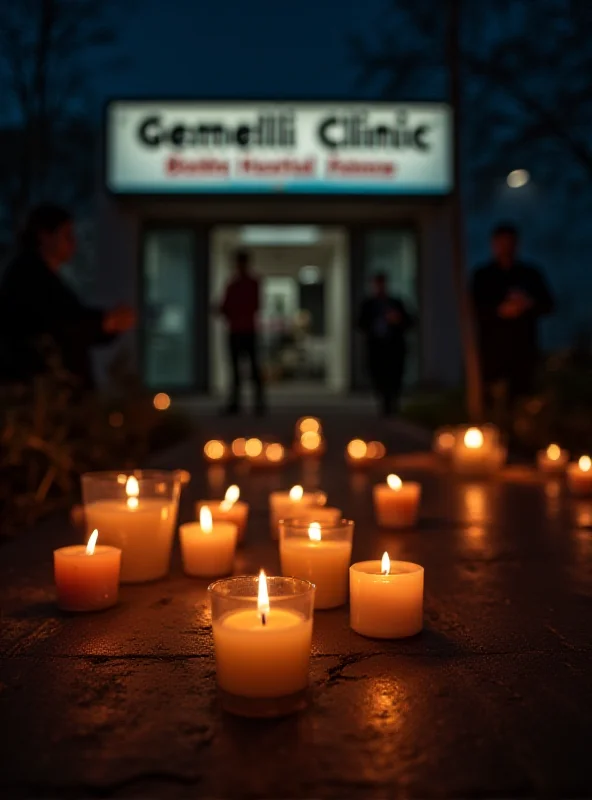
[106,101,453,195]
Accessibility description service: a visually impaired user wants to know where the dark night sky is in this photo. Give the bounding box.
[96,0,377,100]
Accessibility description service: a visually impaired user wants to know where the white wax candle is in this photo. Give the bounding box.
[196,485,249,542]
[180,509,238,578]
[212,608,313,698]
[280,522,352,609]
[373,475,421,528]
[54,532,121,612]
[350,555,423,639]
[269,486,325,538]
[85,498,176,583]
[567,456,592,496]
[537,444,569,473]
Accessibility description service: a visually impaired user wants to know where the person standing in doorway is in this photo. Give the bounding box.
[358,273,413,416]
[471,223,554,417]
[220,250,265,415]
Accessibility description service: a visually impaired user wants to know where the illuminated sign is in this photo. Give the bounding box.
[106,101,452,195]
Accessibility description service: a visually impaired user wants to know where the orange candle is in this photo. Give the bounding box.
[54,530,121,612]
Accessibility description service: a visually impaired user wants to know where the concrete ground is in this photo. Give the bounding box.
[0,412,591,798]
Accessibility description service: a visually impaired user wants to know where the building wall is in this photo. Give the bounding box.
[96,192,460,389]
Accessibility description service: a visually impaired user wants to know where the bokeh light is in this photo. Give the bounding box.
[464,428,484,449]
[366,441,386,459]
[301,431,321,450]
[266,443,284,462]
[245,438,264,458]
[109,411,124,428]
[507,168,530,188]
[298,417,321,434]
[232,437,247,457]
[153,392,171,411]
[347,439,368,459]
[204,440,226,460]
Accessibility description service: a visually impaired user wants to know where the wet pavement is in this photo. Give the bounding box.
[0,413,591,799]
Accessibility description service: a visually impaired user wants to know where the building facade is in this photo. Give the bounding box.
[99,100,460,396]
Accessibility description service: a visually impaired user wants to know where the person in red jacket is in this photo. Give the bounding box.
[220,250,265,415]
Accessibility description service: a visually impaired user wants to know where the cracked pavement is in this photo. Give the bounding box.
[0,413,591,798]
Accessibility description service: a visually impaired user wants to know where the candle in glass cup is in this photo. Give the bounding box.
[373,474,421,528]
[350,552,424,639]
[196,485,249,542]
[279,520,353,609]
[567,455,592,496]
[180,506,238,578]
[209,571,315,717]
[83,471,181,584]
[537,443,569,473]
[54,530,121,612]
[269,485,326,538]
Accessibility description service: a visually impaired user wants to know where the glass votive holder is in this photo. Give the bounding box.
[208,575,315,717]
[195,499,249,543]
[279,518,354,609]
[269,489,327,538]
[81,470,181,583]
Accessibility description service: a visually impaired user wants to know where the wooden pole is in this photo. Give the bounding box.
[449,0,483,422]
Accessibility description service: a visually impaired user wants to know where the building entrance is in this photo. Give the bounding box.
[210,226,349,397]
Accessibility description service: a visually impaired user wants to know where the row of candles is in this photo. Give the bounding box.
[434,425,592,489]
[53,471,423,716]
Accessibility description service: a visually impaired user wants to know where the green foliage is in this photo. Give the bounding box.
[0,349,193,535]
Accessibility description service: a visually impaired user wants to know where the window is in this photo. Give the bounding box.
[142,230,196,389]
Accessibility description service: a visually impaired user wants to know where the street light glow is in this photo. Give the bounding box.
[507,169,530,188]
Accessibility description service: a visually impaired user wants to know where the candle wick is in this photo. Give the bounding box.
[261,613,267,626]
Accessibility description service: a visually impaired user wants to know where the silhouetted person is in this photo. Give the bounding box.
[0,204,135,390]
[220,250,265,415]
[472,223,554,410]
[358,273,413,416]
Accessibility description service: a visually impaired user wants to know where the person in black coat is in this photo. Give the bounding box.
[471,223,554,408]
[358,273,413,416]
[0,204,135,390]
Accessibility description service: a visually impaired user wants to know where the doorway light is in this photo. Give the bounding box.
[239,225,321,245]
[299,265,321,284]
[507,169,530,188]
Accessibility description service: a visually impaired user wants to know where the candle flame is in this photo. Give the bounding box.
[289,485,304,502]
[245,438,263,457]
[204,440,225,460]
[200,505,213,533]
[579,455,591,473]
[387,474,402,491]
[381,551,391,575]
[438,431,455,449]
[347,439,367,459]
[220,484,240,511]
[367,441,386,459]
[308,522,322,542]
[126,475,139,509]
[232,437,247,457]
[258,569,270,622]
[299,417,320,434]
[464,427,484,449]
[86,529,99,555]
[547,443,561,461]
[301,431,321,450]
[266,443,284,462]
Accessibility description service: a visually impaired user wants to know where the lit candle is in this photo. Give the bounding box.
[350,552,424,639]
[209,571,315,716]
[279,520,353,609]
[247,441,286,468]
[204,439,231,463]
[433,427,456,456]
[54,530,121,612]
[567,455,592,496]
[83,472,180,583]
[452,427,505,474]
[196,485,249,543]
[180,506,238,578]
[537,443,569,473]
[269,485,326,539]
[373,474,421,528]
